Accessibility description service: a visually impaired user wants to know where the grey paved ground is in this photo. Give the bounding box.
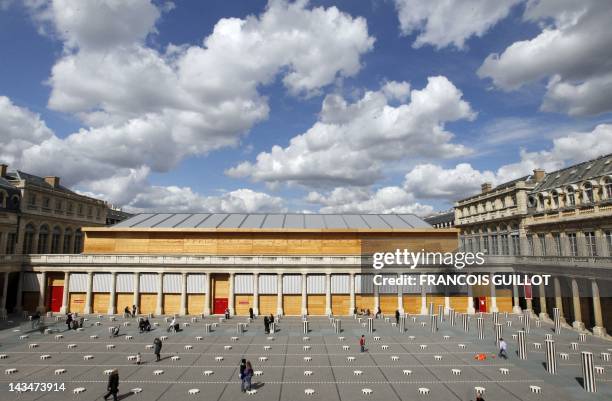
[0,312,610,401]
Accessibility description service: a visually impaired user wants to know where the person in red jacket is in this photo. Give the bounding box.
[359,335,366,352]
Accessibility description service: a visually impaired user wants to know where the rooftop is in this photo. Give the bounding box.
[533,153,612,192]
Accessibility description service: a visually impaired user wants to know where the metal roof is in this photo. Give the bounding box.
[112,213,431,229]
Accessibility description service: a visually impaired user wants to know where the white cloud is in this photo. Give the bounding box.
[228,77,475,188]
[393,0,521,49]
[478,0,612,116]
[306,186,433,216]
[6,0,374,208]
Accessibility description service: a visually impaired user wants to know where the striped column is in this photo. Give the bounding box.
[581,351,596,392]
[494,323,503,346]
[437,305,443,322]
[334,319,341,334]
[492,311,499,325]
[545,339,557,374]
[429,302,434,315]
[517,330,526,359]
[430,314,437,332]
[524,310,531,334]
[399,315,406,333]
[367,317,374,333]
[303,320,309,334]
[270,322,276,334]
[553,307,561,334]
[462,313,469,332]
[449,309,456,326]
[477,317,484,339]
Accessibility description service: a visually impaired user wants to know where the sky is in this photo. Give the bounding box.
[1,0,611,215]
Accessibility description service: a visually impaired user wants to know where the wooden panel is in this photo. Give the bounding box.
[69,293,85,313]
[48,275,64,287]
[212,275,229,299]
[332,295,350,316]
[163,294,181,314]
[496,289,513,312]
[22,292,39,313]
[283,295,301,315]
[356,294,374,313]
[235,295,253,316]
[307,295,326,315]
[426,294,445,311]
[259,295,277,316]
[380,294,397,314]
[92,293,110,314]
[187,294,205,315]
[116,293,133,313]
[139,293,157,314]
[450,296,468,313]
[402,295,420,314]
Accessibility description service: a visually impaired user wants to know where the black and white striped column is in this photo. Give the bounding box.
[494,323,503,346]
[430,314,437,332]
[477,317,484,339]
[429,302,434,315]
[449,309,455,326]
[368,317,374,333]
[204,323,211,333]
[438,305,444,322]
[545,339,557,374]
[492,311,499,325]
[270,322,275,333]
[399,316,405,333]
[334,319,341,334]
[553,307,561,335]
[237,323,244,334]
[581,351,596,392]
[517,330,526,359]
[462,313,469,332]
[303,320,309,334]
[524,310,531,334]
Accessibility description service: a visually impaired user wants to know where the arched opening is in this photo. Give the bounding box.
[74,229,83,254]
[23,223,35,254]
[37,224,49,254]
[63,228,73,253]
[51,226,61,253]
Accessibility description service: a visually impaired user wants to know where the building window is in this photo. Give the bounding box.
[584,231,597,257]
[566,188,575,207]
[5,232,16,254]
[491,235,499,255]
[501,234,509,255]
[37,225,49,253]
[527,235,534,256]
[567,233,578,256]
[604,178,612,199]
[51,226,61,253]
[551,191,559,208]
[87,206,93,217]
[467,238,473,252]
[583,183,594,204]
[538,234,546,256]
[482,236,489,255]
[511,234,520,255]
[606,231,612,257]
[553,233,562,256]
[28,194,36,206]
[74,229,83,253]
[67,202,73,213]
[474,235,481,252]
[63,229,73,253]
[77,204,83,215]
[23,224,35,254]
[55,200,62,211]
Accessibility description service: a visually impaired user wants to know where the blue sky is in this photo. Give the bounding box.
[1,0,611,214]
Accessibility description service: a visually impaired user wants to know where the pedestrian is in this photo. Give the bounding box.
[132,304,137,317]
[123,306,130,318]
[263,315,270,334]
[31,311,41,329]
[153,337,162,361]
[269,313,274,323]
[65,312,72,331]
[239,358,247,392]
[359,335,366,352]
[376,307,381,318]
[135,352,141,365]
[224,307,230,320]
[395,309,400,325]
[102,368,119,401]
[498,338,508,359]
[476,393,485,401]
[249,307,254,320]
[243,360,254,392]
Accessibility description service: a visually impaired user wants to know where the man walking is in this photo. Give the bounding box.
[359,335,366,352]
[498,338,508,359]
[153,337,162,362]
[102,369,119,401]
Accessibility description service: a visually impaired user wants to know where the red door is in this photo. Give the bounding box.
[478,297,487,313]
[213,298,228,315]
[48,286,63,312]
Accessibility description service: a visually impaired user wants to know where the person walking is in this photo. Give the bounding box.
[123,306,130,318]
[102,369,119,401]
[153,337,162,361]
[263,315,270,334]
[132,304,137,317]
[498,338,508,359]
[31,311,41,329]
[269,314,274,324]
[135,352,141,365]
[65,312,72,331]
[249,307,254,320]
[395,309,400,325]
[239,358,247,392]
[243,360,254,392]
[224,307,230,320]
[359,335,366,352]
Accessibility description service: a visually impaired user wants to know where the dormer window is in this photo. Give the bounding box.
[604,177,612,199]
[566,187,575,206]
[551,191,559,208]
[583,182,594,203]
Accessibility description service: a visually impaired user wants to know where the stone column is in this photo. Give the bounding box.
[349,272,356,315]
[421,285,427,315]
[489,275,498,312]
[0,271,9,315]
[554,277,568,325]
[228,272,235,316]
[374,281,380,313]
[179,272,187,316]
[325,273,332,315]
[60,271,70,313]
[14,271,23,312]
[0,232,6,255]
[155,272,163,316]
[107,271,117,315]
[36,271,47,313]
[591,279,606,337]
[571,278,584,330]
[539,282,549,320]
[133,272,140,312]
[84,271,93,314]
[253,273,259,316]
[467,284,475,314]
[203,273,210,315]
[301,273,307,315]
[512,283,522,313]
[276,273,283,316]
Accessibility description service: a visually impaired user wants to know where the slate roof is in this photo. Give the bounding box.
[533,153,612,192]
[112,213,431,229]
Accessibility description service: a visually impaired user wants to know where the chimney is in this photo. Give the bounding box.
[533,169,545,182]
[0,164,7,178]
[44,176,60,188]
[481,182,492,193]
